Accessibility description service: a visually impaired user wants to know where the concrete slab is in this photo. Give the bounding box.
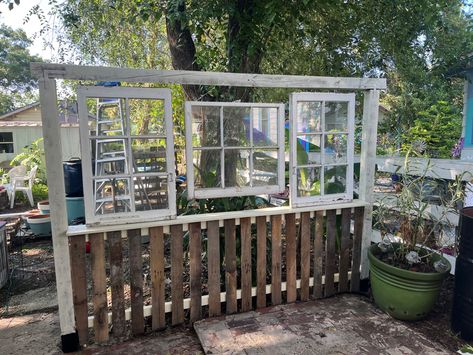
[194,295,452,355]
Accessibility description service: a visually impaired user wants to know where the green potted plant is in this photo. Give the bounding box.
[370,156,464,321]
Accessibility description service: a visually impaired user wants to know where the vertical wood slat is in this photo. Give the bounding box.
[207,221,221,317]
[256,216,267,309]
[189,223,202,322]
[108,231,125,338]
[351,207,365,292]
[324,210,336,297]
[271,215,282,306]
[300,212,311,301]
[128,229,144,335]
[338,209,351,293]
[225,219,237,314]
[171,224,184,325]
[90,233,108,343]
[313,211,324,299]
[69,235,88,346]
[285,214,297,303]
[150,226,165,330]
[240,217,252,312]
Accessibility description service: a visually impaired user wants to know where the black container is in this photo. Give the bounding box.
[63,158,83,197]
[452,207,473,340]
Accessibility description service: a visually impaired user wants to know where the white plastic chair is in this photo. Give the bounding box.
[4,165,38,208]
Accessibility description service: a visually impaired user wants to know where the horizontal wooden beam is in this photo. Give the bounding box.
[31,63,386,90]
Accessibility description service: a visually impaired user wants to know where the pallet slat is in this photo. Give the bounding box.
[338,209,351,293]
[256,216,267,309]
[149,226,165,330]
[189,222,202,322]
[285,213,297,303]
[240,217,252,312]
[225,219,237,314]
[313,211,324,299]
[108,231,125,338]
[90,233,108,343]
[207,221,221,317]
[300,212,311,301]
[128,229,144,335]
[325,210,336,297]
[271,215,282,306]
[171,224,184,325]
[351,207,365,292]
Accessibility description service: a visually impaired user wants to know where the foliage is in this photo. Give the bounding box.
[10,138,46,182]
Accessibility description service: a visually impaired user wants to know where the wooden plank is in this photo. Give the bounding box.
[171,224,184,325]
[300,212,310,301]
[324,210,336,297]
[90,233,108,343]
[313,211,324,299]
[224,219,237,314]
[351,207,365,293]
[32,63,387,90]
[285,213,297,303]
[338,209,351,293]
[189,222,202,322]
[207,221,221,317]
[240,217,252,312]
[256,216,267,309]
[271,215,282,306]
[68,235,88,345]
[128,229,144,335]
[149,226,165,330]
[108,231,125,337]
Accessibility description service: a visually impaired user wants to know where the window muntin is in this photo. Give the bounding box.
[290,93,355,207]
[0,132,14,153]
[185,102,285,199]
[78,87,176,225]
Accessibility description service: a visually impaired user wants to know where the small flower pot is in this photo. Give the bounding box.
[37,200,50,214]
[27,214,52,236]
[22,209,40,228]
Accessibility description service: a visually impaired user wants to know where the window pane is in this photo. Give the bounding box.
[297,102,322,133]
[325,102,348,132]
[92,138,128,176]
[132,138,166,173]
[134,176,168,211]
[297,167,321,197]
[253,150,278,186]
[252,107,278,146]
[324,134,348,164]
[191,106,220,147]
[94,178,132,215]
[223,107,250,147]
[297,135,321,165]
[0,143,13,153]
[86,97,126,137]
[224,149,250,187]
[0,132,13,142]
[324,165,347,194]
[193,150,221,189]
[129,99,165,136]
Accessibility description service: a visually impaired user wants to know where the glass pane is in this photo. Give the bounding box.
[193,149,221,188]
[134,176,168,211]
[324,165,347,194]
[191,106,220,147]
[224,149,250,187]
[297,135,322,165]
[252,107,279,146]
[223,107,250,147]
[0,132,13,142]
[129,99,165,136]
[131,138,166,173]
[325,102,348,132]
[252,150,278,186]
[92,138,128,176]
[0,143,13,153]
[297,167,321,197]
[296,101,322,133]
[94,178,132,215]
[324,134,348,164]
[86,98,126,137]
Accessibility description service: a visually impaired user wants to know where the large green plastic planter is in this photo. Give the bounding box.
[368,243,450,321]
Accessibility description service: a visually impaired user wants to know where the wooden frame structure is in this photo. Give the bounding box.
[32,62,385,351]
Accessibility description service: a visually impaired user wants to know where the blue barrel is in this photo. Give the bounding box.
[66,197,85,225]
[63,158,83,197]
[452,207,473,340]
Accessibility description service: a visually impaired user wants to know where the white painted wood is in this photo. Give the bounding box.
[359,90,380,279]
[31,63,387,90]
[38,78,76,336]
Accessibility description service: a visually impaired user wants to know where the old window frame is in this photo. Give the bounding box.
[0,132,14,154]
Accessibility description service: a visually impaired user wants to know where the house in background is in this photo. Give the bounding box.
[0,101,82,167]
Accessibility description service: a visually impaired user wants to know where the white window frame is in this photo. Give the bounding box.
[78,86,176,225]
[289,92,355,207]
[0,132,14,154]
[185,101,286,199]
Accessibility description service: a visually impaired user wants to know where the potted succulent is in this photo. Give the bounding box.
[370,156,464,321]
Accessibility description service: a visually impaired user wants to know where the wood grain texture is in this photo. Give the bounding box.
[300,212,311,301]
[285,214,297,303]
[240,218,252,312]
[171,224,184,325]
[90,233,108,343]
[325,210,336,297]
[271,215,282,306]
[313,212,324,299]
[189,223,202,322]
[351,207,365,292]
[69,235,88,345]
[207,221,221,317]
[224,219,237,314]
[128,229,144,335]
[338,209,351,293]
[149,226,165,330]
[256,216,267,309]
[108,231,125,338]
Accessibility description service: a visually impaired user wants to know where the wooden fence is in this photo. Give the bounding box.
[68,205,365,346]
